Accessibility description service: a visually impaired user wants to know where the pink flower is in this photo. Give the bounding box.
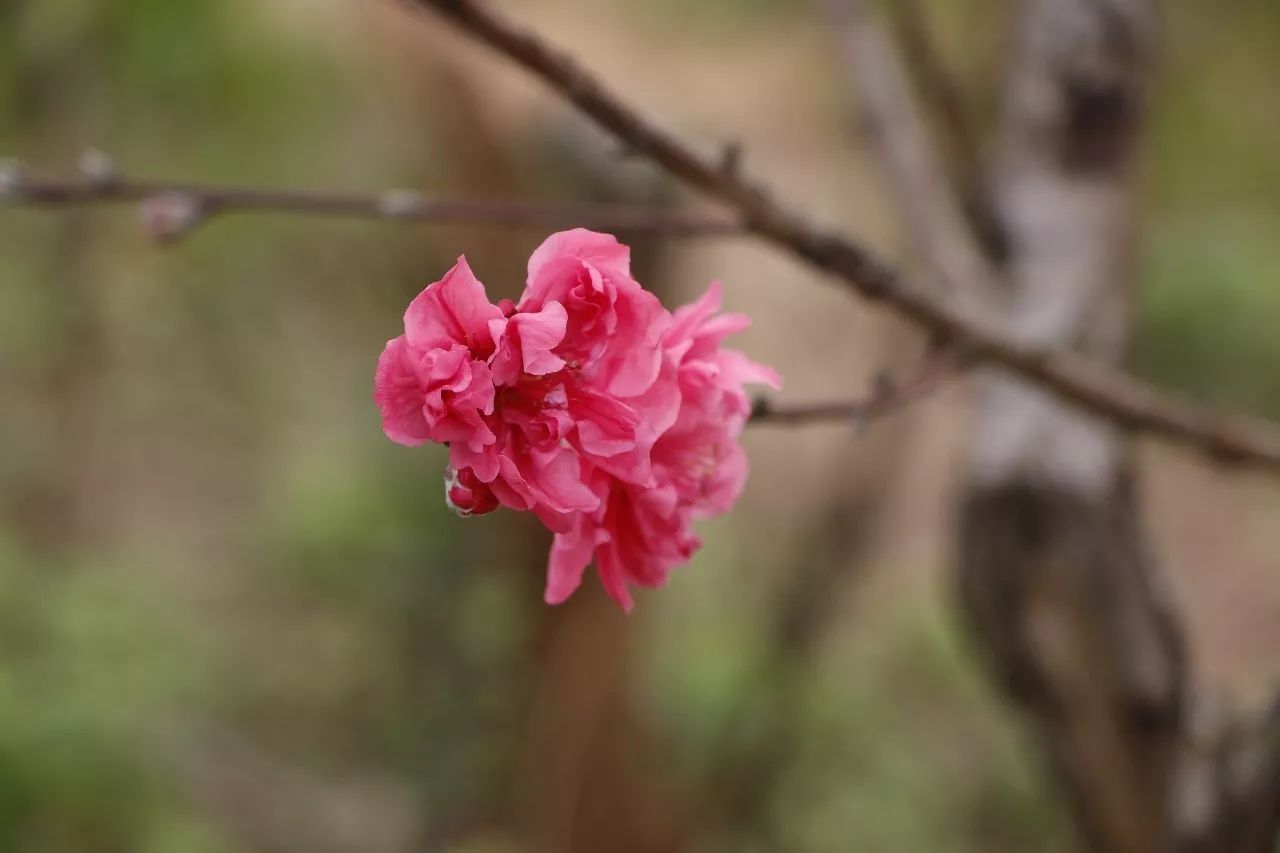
[488,301,568,387]
[545,480,699,612]
[659,282,781,518]
[541,281,779,612]
[374,257,501,452]
[375,231,779,611]
[521,229,670,397]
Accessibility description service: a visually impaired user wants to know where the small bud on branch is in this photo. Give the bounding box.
[0,157,744,239]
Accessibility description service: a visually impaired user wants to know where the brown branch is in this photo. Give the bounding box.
[0,161,743,239]
[2,158,942,427]
[401,0,1280,478]
[749,348,957,426]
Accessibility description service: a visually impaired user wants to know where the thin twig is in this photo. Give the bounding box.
[884,0,1002,256]
[0,165,743,238]
[3,159,940,427]
[887,0,978,176]
[404,0,1280,476]
[750,348,957,426]
[820,0,990,307]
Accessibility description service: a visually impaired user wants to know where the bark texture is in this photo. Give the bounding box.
[957,2,1191,851]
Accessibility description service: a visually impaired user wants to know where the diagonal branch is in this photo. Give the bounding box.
[0,163,743,238]
[401,0,1280,478]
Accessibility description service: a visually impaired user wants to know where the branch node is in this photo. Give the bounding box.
[376,189,427,218]
[78,148,120,189]
[871,369,895,401]
[719,141,744,179]
[0,158,28,199]
[139,192,205,244]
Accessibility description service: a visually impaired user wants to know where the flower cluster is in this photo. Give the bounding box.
[374,229,779,611]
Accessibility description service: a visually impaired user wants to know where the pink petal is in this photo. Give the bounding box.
[625,356,682,440]
[570,386,641,458]
[373,338,430,446]
[491,455,536,511]
[489,302,569,386]
[450,442,500,484]
[486,447,600,516]
[404,256,502,355]
[719,349,783,390]
[527,447,601,514]
[519,301,569,375]
[544,517,604,605]
[534,505,578,535]
[596,544,635,613]
[600,282,669,397]
[693,441,749,517]
[667,280,724,346]
[527,228,631,285]
[698,312,752,342]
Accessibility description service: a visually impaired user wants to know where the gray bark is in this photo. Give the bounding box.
[957,2,1192,851]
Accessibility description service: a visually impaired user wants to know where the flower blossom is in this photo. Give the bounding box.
[375,229,779,611]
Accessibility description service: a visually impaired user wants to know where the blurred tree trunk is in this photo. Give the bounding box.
[4,5,109,557]
[507,133,691,853]
[366,15,688,851]
[838,0,1280,848]
[955,1,1190,851]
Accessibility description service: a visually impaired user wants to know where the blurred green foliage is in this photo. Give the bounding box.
[0,0,508,848]
[1138,1,1280,417]
[0,536,223,851]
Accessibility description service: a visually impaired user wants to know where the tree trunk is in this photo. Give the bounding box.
[956,2,1191,851]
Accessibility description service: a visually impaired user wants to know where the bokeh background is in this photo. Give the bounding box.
[2,1,1278,851]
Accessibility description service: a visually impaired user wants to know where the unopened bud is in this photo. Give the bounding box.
[139,192,204,243]
[377,189,424,219]
[443,466,499,517]
[78,148,120,188]
[0,159,27,198]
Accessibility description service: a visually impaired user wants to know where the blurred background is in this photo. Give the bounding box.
[1,1,1278,851]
